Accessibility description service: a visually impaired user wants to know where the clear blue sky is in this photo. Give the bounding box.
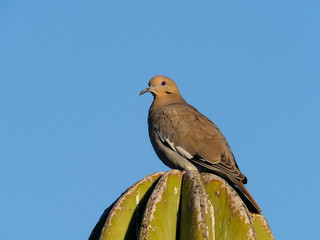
[1,1,319,239]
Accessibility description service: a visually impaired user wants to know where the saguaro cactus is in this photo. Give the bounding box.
[89,170,273,240]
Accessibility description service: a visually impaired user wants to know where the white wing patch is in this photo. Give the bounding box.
[155,125,166,142]
[175,146,193,159]
[155,124,194,160]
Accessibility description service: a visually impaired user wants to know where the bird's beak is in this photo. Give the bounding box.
[140,86,155,95]
[139,88,149,95]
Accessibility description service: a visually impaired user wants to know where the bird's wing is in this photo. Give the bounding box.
[154,103,246,183]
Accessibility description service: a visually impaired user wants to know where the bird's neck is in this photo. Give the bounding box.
[149,94,186,115]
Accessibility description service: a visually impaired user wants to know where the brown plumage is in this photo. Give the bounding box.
[140,75,261,213]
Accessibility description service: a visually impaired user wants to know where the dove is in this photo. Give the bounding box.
[140,75,261,213]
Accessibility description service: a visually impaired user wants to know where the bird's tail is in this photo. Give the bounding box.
[231,178,262,214]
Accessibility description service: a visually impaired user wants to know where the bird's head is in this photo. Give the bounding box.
[140,75,180,97]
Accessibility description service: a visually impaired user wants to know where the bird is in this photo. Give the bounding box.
[140,75,261,214]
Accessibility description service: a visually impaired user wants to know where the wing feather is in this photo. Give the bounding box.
[154,103,246,183]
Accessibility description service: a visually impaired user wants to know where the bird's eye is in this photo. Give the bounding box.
[161,81,167,86]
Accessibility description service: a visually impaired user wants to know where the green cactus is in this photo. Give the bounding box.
[89,170,273,240]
